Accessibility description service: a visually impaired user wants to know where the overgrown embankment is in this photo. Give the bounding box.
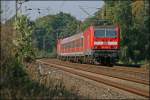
[0,15,80,99]
[0,57,81,99]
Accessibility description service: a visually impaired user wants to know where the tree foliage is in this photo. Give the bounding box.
[107,0,149,63]
[53,12,79,38]
[14,14,35,62]
[33,12,80,56]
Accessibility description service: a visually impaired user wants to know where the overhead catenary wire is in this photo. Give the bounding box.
[79,5,101,10]
[25,7,52,18]
[78,5,91,16]
[78,4,113,26]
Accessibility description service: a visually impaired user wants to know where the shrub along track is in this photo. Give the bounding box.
[37,59,149,98]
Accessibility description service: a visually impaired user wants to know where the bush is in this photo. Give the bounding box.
[0,56,79,99]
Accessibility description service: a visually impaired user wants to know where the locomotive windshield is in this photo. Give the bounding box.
[95,28,117,38]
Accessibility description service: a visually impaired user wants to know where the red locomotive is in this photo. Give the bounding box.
[57,25,120,65]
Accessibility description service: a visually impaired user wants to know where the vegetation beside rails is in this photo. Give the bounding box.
[34,49,57,59]
[141,63,150,70]
[0,15,80,99]
[0,56,81,99]
[117,60,150,69]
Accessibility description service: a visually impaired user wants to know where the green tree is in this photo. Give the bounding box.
[14,14,35,62]
[113,1,133,63]
[53,12,79,39]
[143,0,150,61]
[33,12,80,56]
[33,15,56,53]
[102,0,150,63]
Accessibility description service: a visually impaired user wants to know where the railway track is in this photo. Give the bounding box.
[37,59,149,98]
[40,59,149,85]
[112,65,149,74]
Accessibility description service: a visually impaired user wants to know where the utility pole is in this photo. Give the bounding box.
[15,0,29,19]
[15,0,18,19]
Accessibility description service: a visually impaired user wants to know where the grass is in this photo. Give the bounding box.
[34,49,57,59]
[0,56,80,99]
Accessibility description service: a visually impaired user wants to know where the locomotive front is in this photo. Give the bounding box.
[92,25,120,64]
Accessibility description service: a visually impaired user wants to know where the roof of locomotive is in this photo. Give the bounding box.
[93,25,116,29]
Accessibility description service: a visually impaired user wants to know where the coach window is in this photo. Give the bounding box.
[78,39,80,47]
[71,42,72,48]
[61,45,63,50]
[76,39,79,47]
[69,42,71,48]
[79,39,81,47]
[66,43,68,49]
[74,40,77,47]
[77,39,79,47]
[68,43,70,48]
[73,41,75,48]
[67,43,69,48]
[65,44,67,49]
[80,38,83,47]
[80,39,81,47]
[62,44,64,52]
[71,41,73,48]
[65,43,67,48]
[64,43,66,48]
[76,41,78,48]
[76,39,78,47]
[63,44,65,48]
[66,43,68,48]
[73,40,76,48]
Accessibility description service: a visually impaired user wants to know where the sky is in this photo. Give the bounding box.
[1,1,104,23]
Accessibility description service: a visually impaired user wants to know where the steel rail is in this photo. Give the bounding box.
[112,66,149,74]
[42,59,149,85]
[37,60,149,98]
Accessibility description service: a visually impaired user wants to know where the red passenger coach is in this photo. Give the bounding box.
[57,25,120,65]
[57,33,84,56]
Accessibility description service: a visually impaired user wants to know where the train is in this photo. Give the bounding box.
[57,25,120,65]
